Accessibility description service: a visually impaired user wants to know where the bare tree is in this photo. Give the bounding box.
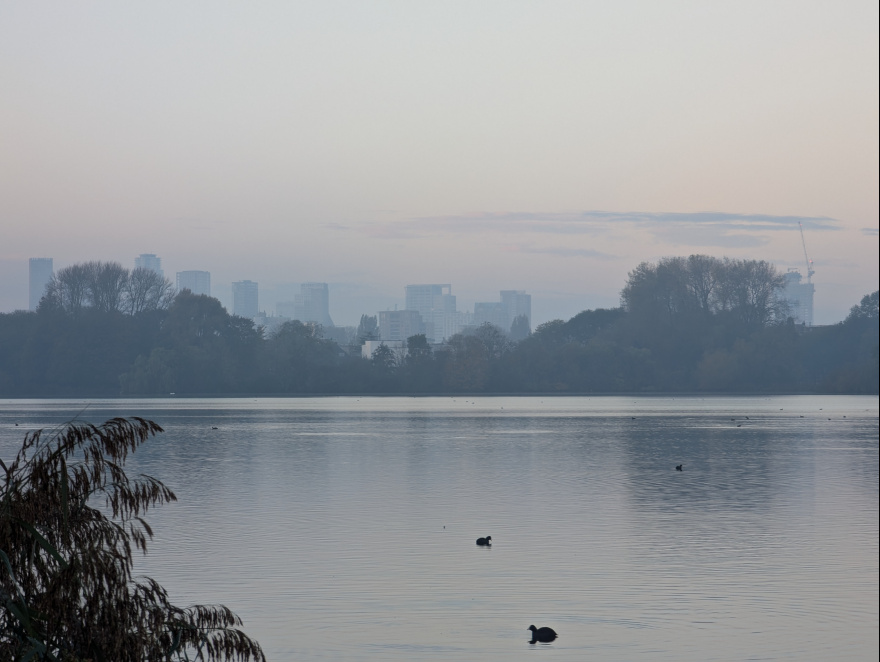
[686,254,722,314]
[621,257,693,320]
[622,255,786,328]
[469,322,512,360]
[719,258,787,326]
[126,267,175,315]
[41,263,91,313]
[41,261,176,316]
[85,261,129,313]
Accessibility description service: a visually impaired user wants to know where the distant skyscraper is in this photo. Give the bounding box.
[134,253,163,277]
[379,310,424,341]
[404,284,459,341]
[475,290,532,333]
[28,258,53,311]
[293,282,334,327]
[500,290,532,329]
[176,271,211,297]
[232,280,259,319]
[405,284,453,317]
[474,302,508,329]
[782,270,814,326]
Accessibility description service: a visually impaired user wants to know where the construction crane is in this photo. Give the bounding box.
[798,221,815,284]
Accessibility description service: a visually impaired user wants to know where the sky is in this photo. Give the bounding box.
[1,1,877,327]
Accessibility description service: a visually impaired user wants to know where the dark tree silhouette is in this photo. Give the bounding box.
[42,261,174,317]
[0,417,265,661]
[41,263,91,314]
[405,334,431,362]
[3,262,877,396]
[371,342,397,372]
[125,267,175,315]
[85,261,129,314]
[847,291,879,322]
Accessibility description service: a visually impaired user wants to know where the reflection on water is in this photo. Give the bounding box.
[1,396,877,661]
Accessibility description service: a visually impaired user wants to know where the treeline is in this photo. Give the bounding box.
[0,257,876,396]
[42,261,175,315]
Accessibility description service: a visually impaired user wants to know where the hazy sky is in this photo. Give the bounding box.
[2,1,877,326]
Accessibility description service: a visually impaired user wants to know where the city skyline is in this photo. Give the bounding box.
[17,252,544,331]
[6,249,844,330]
[1,2,877,325]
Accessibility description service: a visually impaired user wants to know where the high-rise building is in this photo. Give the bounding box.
[379,310,424,342]
[232,280,259,319]
[134,254,163,277]
[500,290,532,329]
[28,258,53,311]
[176,271,211,297]
[475,290,532,334]
[404,284,459,341]
[405,284,453,316]
[474,302,508,329]
[292,282,334,327]
[434,310,471,341]
[782,270,814,326]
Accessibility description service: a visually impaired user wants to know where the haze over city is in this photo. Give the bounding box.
[2,1,877,326]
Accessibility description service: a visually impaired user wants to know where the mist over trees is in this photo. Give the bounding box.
[0,257,876,396]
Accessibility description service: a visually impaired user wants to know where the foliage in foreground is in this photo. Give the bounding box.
[0,417,265,661]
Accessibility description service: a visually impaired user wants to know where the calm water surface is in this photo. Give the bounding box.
[1,396,877,661]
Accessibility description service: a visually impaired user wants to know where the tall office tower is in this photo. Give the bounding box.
[404,284,457,341]
[434,310,471,340]
[293,282,334,327]
[176,271,211,297]
[134,253,163,277]
[475,290,532,333]
[500,290,532,329]
[405,284,453,316]
[782,270,815,326]
[378,310,425,342]
[474,302,508,329]
[28,258,54,311]
[232,280,259,319]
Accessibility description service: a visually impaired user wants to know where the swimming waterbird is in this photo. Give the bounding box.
[528,625,557,643]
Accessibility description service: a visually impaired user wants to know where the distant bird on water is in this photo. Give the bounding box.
[676,464,683,471]
[528,625,558,643]
[476,536,492,546]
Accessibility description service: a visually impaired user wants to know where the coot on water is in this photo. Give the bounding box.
[528,625,557,643]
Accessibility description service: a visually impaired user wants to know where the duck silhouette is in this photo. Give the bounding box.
[528,625,557,643]
[476,536,492,546]
[675,464,683,471]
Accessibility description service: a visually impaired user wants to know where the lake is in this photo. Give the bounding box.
[1,396,877,660]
